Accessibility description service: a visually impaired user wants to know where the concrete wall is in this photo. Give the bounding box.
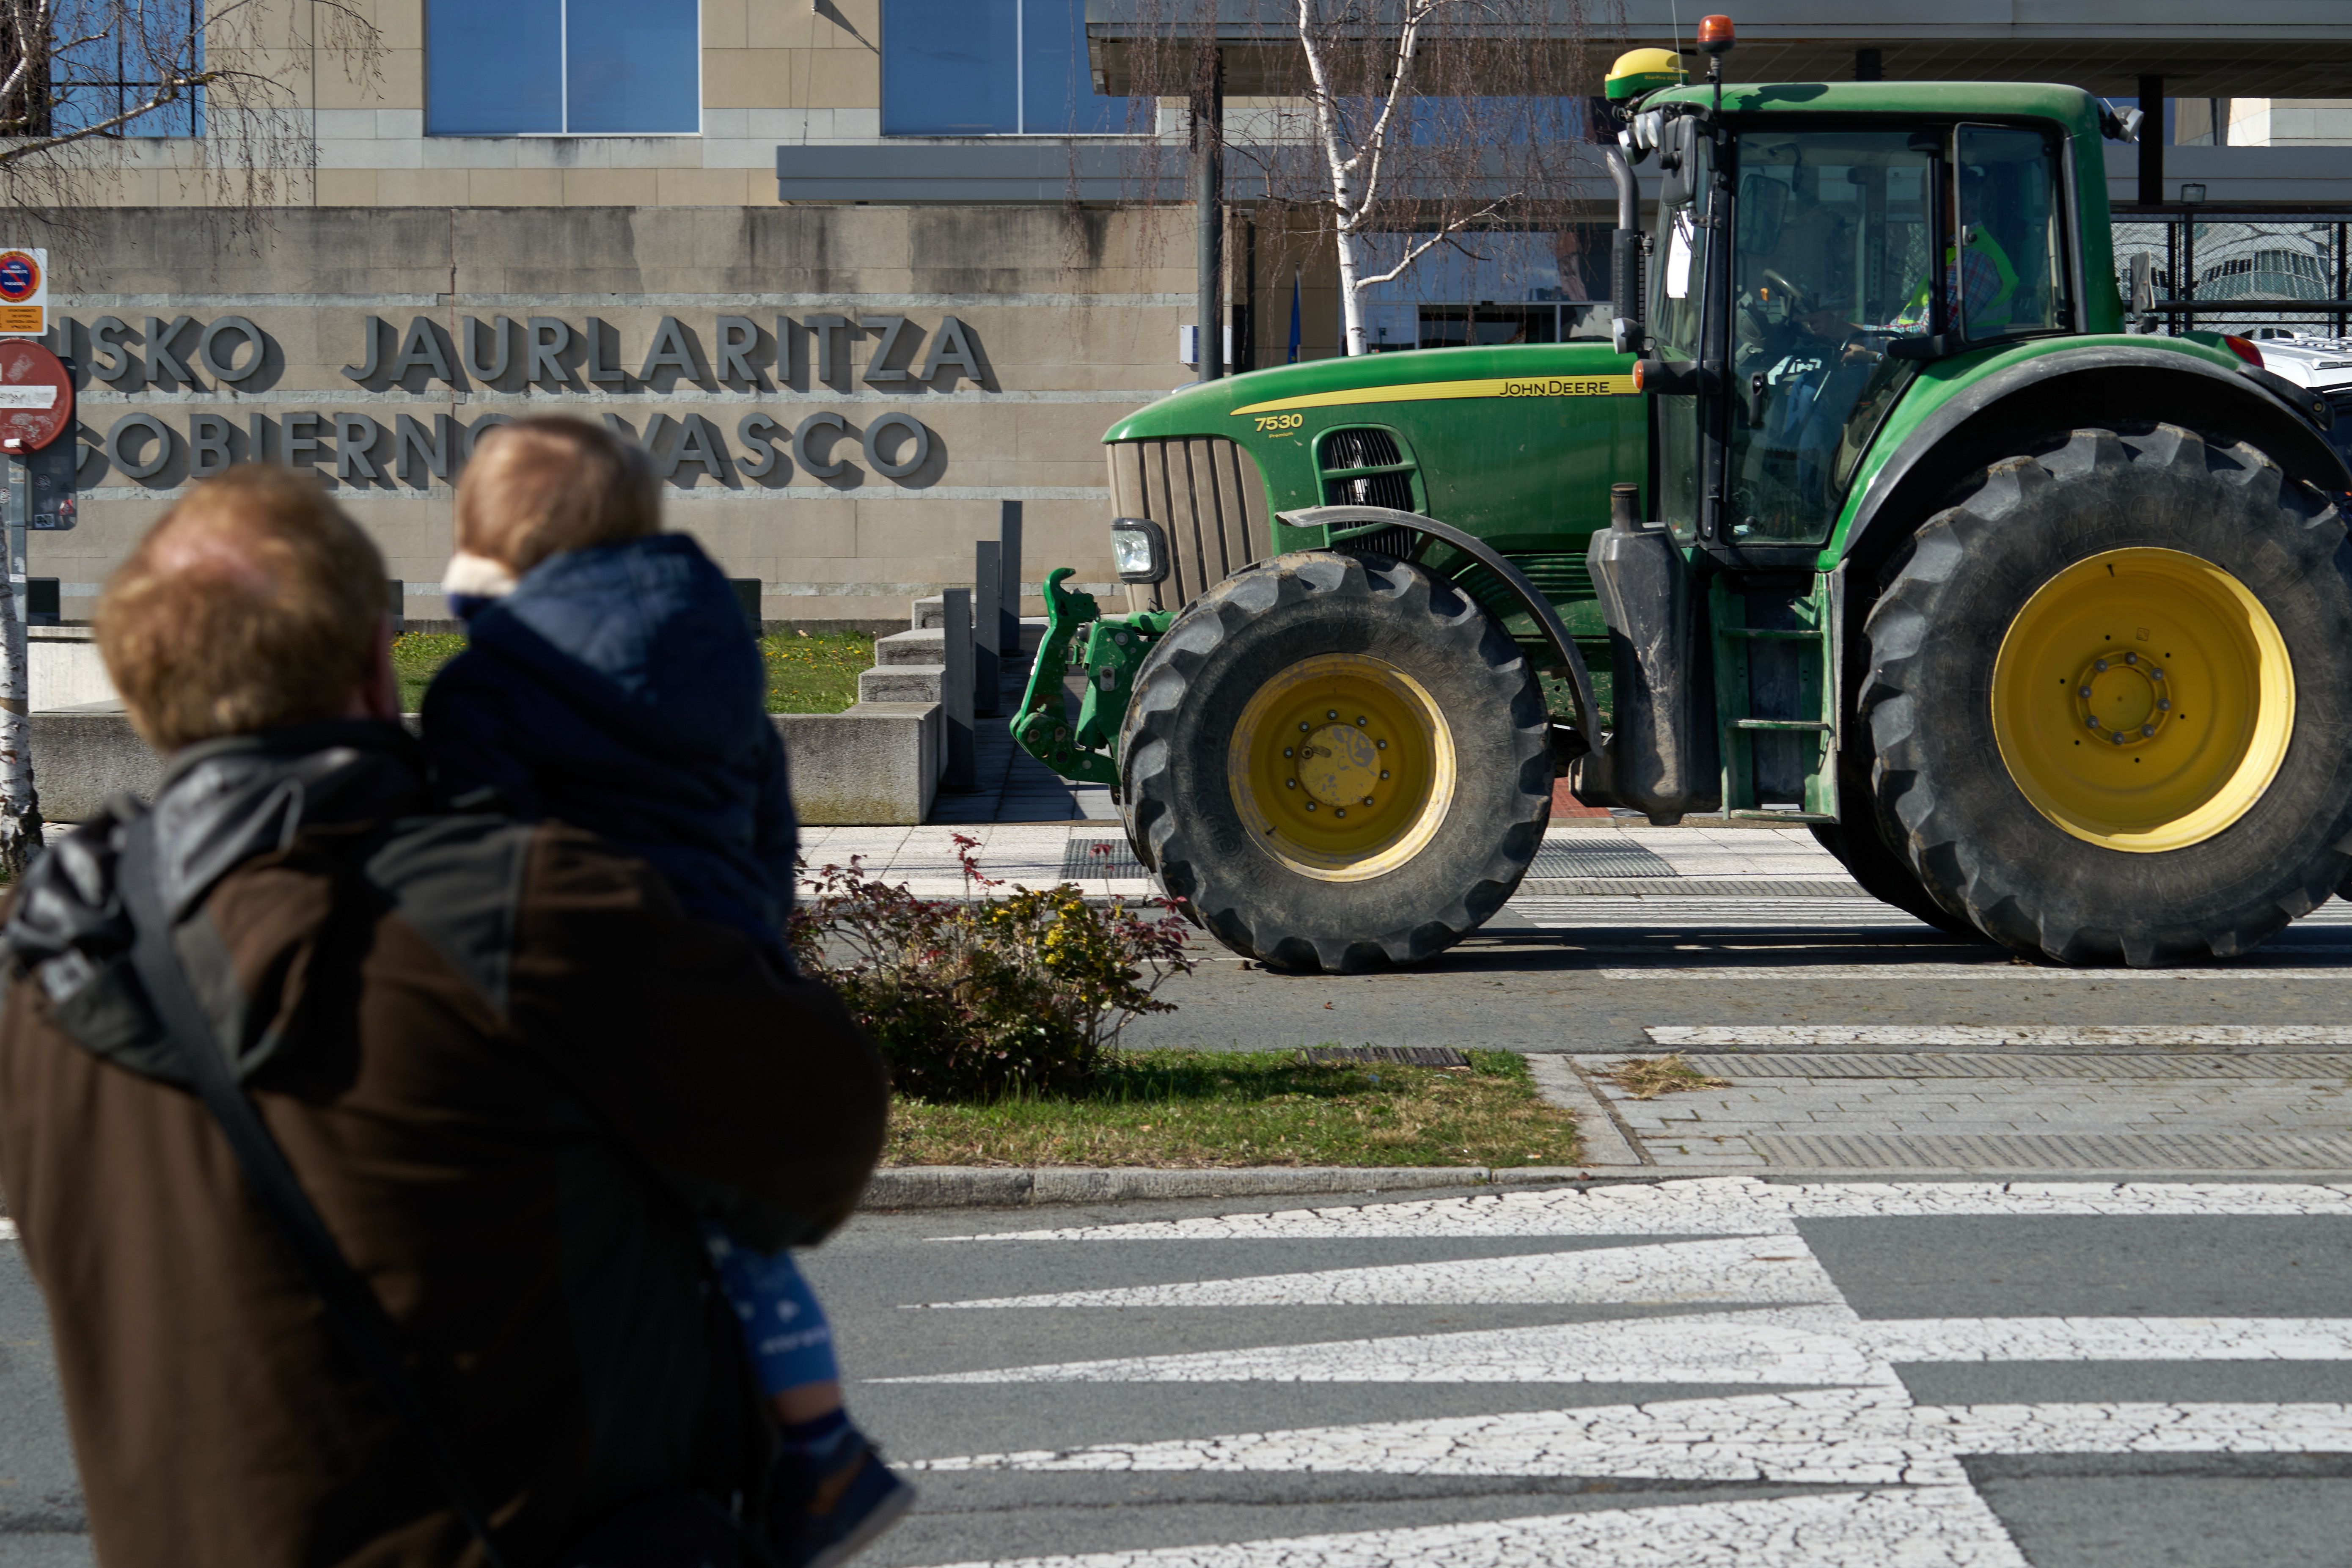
[31,705,944,827]
[41,204,1194,626]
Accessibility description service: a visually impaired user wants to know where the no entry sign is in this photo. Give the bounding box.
[0,340,73,452]
[0,248,45,336]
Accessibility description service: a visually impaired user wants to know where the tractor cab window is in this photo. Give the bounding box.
[1949,124,2066,340]
[1728,128,1935,546]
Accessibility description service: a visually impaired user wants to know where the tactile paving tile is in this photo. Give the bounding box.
[1747,1131,2352,1169]
[1062,836,1146,880]
[1682,1053,2352,1078]
[1528,836,1680,879]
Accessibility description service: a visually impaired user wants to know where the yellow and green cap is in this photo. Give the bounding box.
[1606,47,1686,101]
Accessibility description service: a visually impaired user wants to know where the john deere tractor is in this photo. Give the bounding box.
[1015,24,2352,973]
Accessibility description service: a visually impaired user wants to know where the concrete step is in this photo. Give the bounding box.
[875,627,945,666]
[860,663,945,704]
[915,595,945,630]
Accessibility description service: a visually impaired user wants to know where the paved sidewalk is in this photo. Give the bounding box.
[1559,1039,2352,1175]
[798,821,1858,900]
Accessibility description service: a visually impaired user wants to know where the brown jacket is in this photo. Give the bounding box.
[0,723,889,1566]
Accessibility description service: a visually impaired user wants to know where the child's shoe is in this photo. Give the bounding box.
[774,1417,917,1568]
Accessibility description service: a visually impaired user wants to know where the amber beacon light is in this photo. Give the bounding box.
[1697,14,1736,53]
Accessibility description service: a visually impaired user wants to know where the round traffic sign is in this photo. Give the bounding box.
[0,251,40,304]
[0,340,73,452]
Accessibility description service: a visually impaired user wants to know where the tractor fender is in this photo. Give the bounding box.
[1278,503,1599,756]
[1837,344,2352,591]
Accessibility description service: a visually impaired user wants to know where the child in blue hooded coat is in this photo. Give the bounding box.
[424,416,911,1566]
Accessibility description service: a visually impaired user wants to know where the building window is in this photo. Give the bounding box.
[1359,230,1615,352]
[883,0,1134,137]
[50,0,205,138]
[425,0,699,136]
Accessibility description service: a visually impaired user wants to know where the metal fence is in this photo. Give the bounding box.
[2111,215,2352,336]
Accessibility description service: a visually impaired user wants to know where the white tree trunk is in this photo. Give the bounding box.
[0,578,41,878]
[1334,225,1367,356]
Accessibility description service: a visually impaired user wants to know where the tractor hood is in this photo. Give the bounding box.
[1102,343,1635,447]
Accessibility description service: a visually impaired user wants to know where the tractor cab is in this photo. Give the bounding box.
[1635,89,2078,563]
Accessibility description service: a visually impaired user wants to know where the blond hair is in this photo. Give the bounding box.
[453,415,658,573]
[96,465,387,752]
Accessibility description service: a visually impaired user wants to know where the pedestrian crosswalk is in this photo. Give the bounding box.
[857,1179,2352,1567]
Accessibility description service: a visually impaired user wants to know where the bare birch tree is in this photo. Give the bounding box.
[0,0,380,242]
[0,2,379,876]
[1114,0,1597,357]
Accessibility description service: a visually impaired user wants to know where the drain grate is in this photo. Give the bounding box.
[1063,837,1146,880]
[1528,837,1678,879]
[1302,1045,1472,1067]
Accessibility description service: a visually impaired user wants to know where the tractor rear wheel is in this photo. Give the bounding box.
[1860,423,2352,965]
[1120,550,1552,973]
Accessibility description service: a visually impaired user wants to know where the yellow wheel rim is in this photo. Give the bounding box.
[1227,653,1457,882]
[1991,547,2294,853]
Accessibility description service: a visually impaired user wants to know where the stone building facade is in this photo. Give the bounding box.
[37,1,1200,627]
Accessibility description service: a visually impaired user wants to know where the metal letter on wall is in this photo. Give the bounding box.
[737,413,787,478]
[715,317,760,385]
[189,413,234,476]
[584,318,625,384]
[88,317,135,383]
[461,316,512,382]
[859,315,910,384]
[197,317,266,383]
[662,413,725,479]
[804,314,850,384]
[105,413,173,480]
[863,412,931,479]
[336,414,385,481]
[919,315,983,384]
[341,316,386,382]
[525,318,573,387]
[396,413,454,484]
[639,316,705,385]
[388,317,455,385]
[285,411,327,465]
[794,411,850,479]
[144,315,196,388]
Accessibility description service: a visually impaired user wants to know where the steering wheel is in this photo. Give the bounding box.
[1761,267,1807,314]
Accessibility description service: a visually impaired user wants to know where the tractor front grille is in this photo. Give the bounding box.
[1108,437,1272,611]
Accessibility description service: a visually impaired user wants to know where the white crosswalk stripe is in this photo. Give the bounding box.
[896,1178,2352,1566]
[917,1487,2032,1568]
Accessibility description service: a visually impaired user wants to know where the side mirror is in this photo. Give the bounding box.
[2129,251,2157,331]
[1657,118,1699,208]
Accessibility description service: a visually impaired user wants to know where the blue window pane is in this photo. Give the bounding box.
[427,0,561,135]
[884,0,1017,136]
[566,0,699,134]
[50,0,203,138]
[1022,0,1133,135]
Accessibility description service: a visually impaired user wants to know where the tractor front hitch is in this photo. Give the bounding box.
[1012,567,1172,787]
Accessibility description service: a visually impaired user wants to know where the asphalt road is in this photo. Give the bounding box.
[814,1180,2352,1568]
[1122,908,2352,1053]
[8,886,2352,1563]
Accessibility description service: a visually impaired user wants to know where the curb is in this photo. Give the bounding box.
[861,1165,1506,1209]
[855,1163,2352,1209]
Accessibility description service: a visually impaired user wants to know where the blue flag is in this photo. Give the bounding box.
[1287,272,1302,364]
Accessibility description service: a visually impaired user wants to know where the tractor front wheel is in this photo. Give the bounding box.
[1120,550,1552,973]
[1861,423,2352,965]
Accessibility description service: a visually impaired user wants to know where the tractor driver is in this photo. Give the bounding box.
[1734,178,1879,531]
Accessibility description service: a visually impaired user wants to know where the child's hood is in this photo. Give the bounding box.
[465,533,765,759]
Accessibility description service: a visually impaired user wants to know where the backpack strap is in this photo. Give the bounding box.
[117,818,511,1568]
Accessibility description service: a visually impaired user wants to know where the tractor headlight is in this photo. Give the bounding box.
[1110,517,1169,584]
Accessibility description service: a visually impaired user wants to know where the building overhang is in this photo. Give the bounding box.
[1085,1,2352,99]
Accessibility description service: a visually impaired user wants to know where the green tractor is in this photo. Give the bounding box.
[1015,33,2352,973]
